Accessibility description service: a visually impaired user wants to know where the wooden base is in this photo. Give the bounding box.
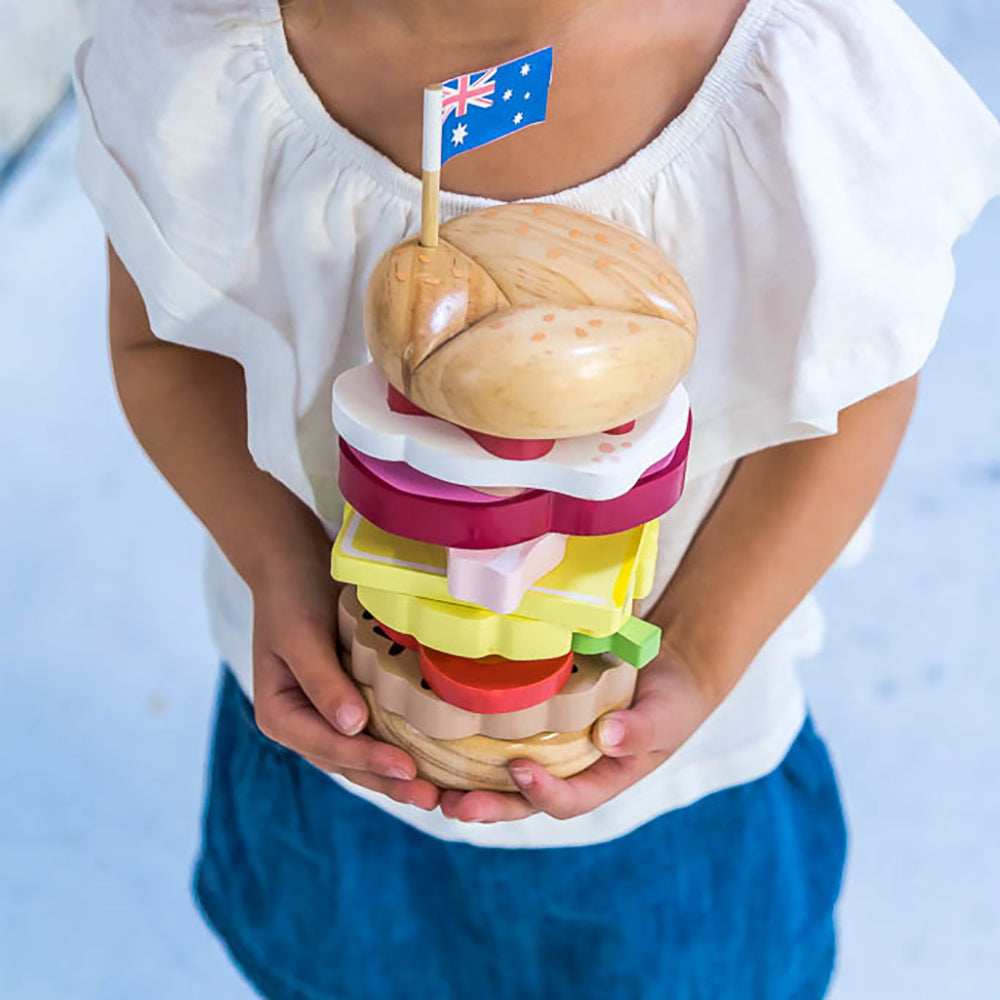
[359,685,603,791]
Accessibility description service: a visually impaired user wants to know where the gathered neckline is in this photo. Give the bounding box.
[254,0,778,214]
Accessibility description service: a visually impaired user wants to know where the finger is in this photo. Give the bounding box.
[508,753,663,820]
[300,758,436,810]
[255,656,418,779]
[274,615,369,736]
[439,789,538,823]
[591,669,682,757]
[273,702,416,778]
[337,768,441,812]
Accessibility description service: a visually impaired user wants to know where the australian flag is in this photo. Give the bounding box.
[439,46,554,165]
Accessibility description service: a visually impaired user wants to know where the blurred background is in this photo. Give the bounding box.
[0,1,997,997]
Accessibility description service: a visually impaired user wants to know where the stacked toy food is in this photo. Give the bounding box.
[330,202,697,790]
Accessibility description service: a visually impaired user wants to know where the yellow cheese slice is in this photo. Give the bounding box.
[357,585,572,661]
[332,507,659,635]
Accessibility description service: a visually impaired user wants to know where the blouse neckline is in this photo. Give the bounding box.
[254,0,778,215]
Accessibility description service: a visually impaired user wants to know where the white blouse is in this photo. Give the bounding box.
[73,0,1000,847]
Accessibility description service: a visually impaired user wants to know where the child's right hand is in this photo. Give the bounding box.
[250,557,441,812]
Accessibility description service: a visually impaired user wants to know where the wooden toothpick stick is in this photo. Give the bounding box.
[420,85,443,248]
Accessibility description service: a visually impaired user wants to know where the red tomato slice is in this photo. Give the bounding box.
[369,616,574,714]
[386,383,555,460]
[372,620,419,650]
[417,646,574,715]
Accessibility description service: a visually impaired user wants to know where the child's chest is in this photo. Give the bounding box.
[283,0,746,201]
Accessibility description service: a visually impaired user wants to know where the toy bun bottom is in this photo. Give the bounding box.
[358,685,603,792]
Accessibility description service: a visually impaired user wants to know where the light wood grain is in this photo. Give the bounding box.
[364,202,697,439]
[420,169,441,248]
[365,239,509,393]
[360,685,603,791]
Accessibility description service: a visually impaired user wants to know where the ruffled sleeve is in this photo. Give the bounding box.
[643,0,1000,477]
[71,0,417,511]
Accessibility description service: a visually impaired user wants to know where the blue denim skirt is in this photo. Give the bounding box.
[194,669,846,1000]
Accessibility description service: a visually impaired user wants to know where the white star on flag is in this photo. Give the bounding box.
[451,123,468,146]
[502,89,512,101]
[520,63,531,76]
[524,92,531,100]
[513,112,523,125]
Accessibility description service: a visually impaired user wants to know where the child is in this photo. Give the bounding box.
[74,0,1000,996]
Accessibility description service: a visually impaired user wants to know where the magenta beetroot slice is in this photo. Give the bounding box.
[337,413,691,549]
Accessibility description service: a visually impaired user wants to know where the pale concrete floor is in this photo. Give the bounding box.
[1,2,998,996]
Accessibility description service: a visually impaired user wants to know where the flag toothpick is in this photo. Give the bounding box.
[420,85,443,248]
[418,47,554,249]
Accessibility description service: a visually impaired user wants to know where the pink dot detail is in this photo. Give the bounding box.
[620,441,633,449]
[599,443,615,454]
[591,457,602,464]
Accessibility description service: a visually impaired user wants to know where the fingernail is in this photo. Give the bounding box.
[336,704,365,735]
[385,766,413,781]
[510,765,533,789]
[599,716,625,748]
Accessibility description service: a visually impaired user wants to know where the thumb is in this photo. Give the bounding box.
[592,678,681,758]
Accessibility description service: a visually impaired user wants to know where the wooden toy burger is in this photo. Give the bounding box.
[330,202,697,790]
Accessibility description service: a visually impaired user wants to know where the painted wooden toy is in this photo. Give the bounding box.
[336,415,690,549]
[332,362,690,500]
[328,200,697,790]
[332,506,659,636]
[363,202,696,442]
[337,586,637,790]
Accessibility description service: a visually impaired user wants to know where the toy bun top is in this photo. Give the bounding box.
[364,203,696,440]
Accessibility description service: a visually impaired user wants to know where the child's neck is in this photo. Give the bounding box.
[346,0,603,46]
[282,0,748,201]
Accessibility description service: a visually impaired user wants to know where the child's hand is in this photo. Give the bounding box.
[438,645,718,823]
[251,560,441,811]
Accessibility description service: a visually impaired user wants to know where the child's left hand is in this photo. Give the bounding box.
[439,645,720,823]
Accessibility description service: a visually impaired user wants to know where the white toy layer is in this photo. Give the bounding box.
[332,363,690,501]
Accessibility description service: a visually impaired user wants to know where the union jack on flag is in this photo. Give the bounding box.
[438,46,554,164]
[442,66,498,121]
